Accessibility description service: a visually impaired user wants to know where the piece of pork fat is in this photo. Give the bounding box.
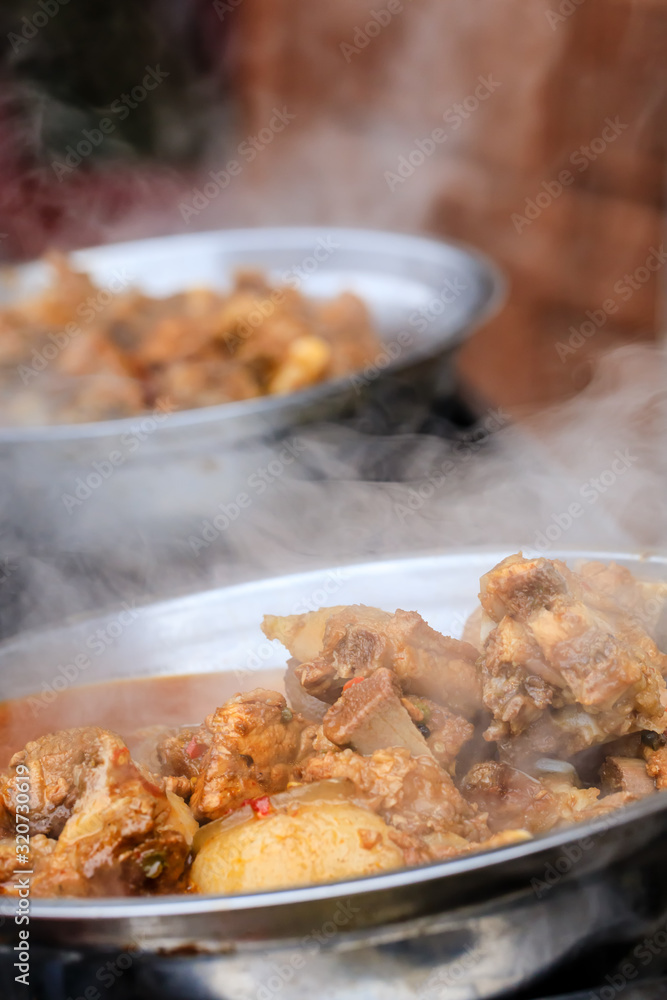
[297,746,489,854]
[263,605,482,718]
[6,728,196,898]
[188,689,314,822]
[323,668,433,758]
[478,554,667,755]
[262,607,347,663]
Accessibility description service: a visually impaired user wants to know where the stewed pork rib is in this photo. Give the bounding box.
[186,689,314,822]
[478,555,667,761]
[297,746,490,858]
[1,727,195,897]
[263,605,481,718]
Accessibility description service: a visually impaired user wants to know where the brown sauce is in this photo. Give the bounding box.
[0,670,284,766]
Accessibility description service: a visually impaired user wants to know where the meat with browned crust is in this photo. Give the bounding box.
[322,669,431,758]
[189,689,314,822]
[461,760,631,833]
[478,554,667,759]
[264,605,481,718]
[402,695,474,770]
[1,728,193,898]
[1,726,123,837]
[297,746,489,848]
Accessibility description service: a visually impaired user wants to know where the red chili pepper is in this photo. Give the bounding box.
[238,796,272,815]
[249,796,272,816]
[342,677,365,693]
[185,736,207,759]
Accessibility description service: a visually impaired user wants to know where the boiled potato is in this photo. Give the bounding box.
[190,800,403,894]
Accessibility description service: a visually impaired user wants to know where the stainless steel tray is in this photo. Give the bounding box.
[1,550,667,1000]
[0,227,503,583]
[0,227,503,445]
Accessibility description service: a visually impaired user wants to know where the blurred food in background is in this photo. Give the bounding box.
[0,254,381,426]
[3,1,663,413]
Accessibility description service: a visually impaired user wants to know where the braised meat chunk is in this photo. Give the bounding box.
[157,725,213,786]
[579,561,667,643]
[1,728,196,898]
[263,605,481,717]
[189,689,313,822]
[461,761,629,834]
[402,696,474,771]
[322,668,432,758]
[298,746,489,853]
[1,726,124,837]
[478,554,667,760]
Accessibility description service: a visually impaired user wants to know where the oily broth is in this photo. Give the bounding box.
[0,670,285,766]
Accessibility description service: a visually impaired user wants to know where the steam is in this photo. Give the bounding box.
[1,0,665,634]
[196,343,667,588]
[3,342,666,640]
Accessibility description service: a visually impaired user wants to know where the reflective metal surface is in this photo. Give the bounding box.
[0,229,503,577]
[0,227,503,445]
[1,550,667,999]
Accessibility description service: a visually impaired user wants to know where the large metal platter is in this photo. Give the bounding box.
[0,228,503,583]
[0,226,502,446]
[1,548,666,960]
